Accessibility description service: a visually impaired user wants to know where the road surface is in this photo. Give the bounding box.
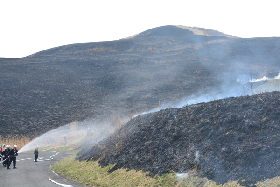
[0,151,85,187]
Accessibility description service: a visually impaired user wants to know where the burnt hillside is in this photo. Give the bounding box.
[1,25,280,137]
[78,91,280,185]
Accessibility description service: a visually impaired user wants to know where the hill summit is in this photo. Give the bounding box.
[78,91,280,185]
[1,25,280,139]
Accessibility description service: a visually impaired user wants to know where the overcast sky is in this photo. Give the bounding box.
[1,0,279,58]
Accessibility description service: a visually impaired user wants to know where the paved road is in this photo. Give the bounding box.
[0,151,86,187]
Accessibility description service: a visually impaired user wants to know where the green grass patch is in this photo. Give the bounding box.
[48,146,80,154]
[51,154,170,186]
[51,153,280,187]
[52,153,280,186]
[51,154,248,187]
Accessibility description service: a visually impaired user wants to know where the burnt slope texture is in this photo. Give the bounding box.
[78,91,280,185]
[1,25,280,138]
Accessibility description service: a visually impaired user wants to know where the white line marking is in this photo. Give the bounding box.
[52,170,60,176]
[49,178,73,187]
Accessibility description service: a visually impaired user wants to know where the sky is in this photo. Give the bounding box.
[1,0,279,58]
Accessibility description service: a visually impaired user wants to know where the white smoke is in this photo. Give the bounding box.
[249,72,280,82]
[175,173,188,180]
[273,72,280,79]
[136,87,245,117]
[250,76,270,82]
[20,71,280,153]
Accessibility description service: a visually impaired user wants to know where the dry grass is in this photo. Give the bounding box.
[256,176,280,187]
[0,134,31,150]
[52,154,248,187]
[52,154,177,187]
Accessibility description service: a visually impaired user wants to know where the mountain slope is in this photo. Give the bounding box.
[77,91,280,185]
[0,25,280,138]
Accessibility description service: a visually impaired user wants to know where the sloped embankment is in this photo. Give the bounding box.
[78,91,280,185]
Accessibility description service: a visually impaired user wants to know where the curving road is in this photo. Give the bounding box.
[0,151,85,187]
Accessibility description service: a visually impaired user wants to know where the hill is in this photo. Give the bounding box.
[1,25,280,138]
[77,91,280,185]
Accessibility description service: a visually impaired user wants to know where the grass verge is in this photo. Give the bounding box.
[51,154,245,187]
